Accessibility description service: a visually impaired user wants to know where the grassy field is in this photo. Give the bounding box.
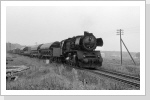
[101,56,140,77]
[6,53,139,90]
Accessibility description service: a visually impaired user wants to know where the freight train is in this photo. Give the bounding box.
[9,31,103,68]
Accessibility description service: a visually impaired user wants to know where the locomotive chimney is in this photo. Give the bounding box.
[84,31,92,35]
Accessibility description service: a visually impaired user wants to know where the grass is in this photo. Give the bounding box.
[6,53,139,90]
[101,57,140,77]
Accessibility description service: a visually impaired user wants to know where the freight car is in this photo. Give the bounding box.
[30,44,43,58]
[20,47,31,56]
[39,41,60,59]
[12,48,21,54]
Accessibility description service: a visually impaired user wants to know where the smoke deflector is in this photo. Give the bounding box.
[96,38,103,46]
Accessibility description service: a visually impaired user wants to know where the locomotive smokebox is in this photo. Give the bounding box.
[82,31,97,51]
[84,31,103,47]
[82,31,103,51]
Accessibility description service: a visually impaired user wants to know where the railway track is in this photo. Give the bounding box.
[62,63,140,88]
[98,68,140,81]
[88,68,140,88]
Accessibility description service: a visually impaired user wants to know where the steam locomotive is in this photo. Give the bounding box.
[60,31,103,68]
[10,31,103,68]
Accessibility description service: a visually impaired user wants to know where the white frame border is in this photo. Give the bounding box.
[1,1,145,95]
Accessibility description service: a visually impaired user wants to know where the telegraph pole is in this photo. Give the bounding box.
[117,29,136,65]
[117,29,124,65]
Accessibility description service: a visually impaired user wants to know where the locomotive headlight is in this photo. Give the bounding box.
[66,57,69,60]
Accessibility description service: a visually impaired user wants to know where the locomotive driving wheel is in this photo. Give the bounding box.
[77,61,85,68]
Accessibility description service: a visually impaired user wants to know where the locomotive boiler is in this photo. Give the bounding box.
[60,31,103,68]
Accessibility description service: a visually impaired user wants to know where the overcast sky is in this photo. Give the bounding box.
[6,6,140,52]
